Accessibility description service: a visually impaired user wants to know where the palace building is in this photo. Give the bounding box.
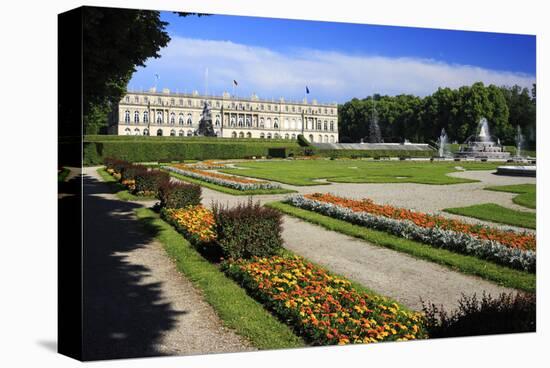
[110,88,339,143]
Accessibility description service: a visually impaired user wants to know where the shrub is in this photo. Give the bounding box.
[422,292,536,338]
[120,164,147,181]
[297,134,311,147]
[158,180,202,209]
[133,169,169,195]
[213,198,283,259]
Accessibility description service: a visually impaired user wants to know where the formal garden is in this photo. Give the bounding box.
[88,149,536,349]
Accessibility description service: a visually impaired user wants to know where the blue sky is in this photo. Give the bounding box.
[128,12,536,103]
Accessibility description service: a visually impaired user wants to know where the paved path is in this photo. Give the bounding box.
[197,185,517,312]
[82,167,252,360]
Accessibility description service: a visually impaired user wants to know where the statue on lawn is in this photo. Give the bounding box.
[195,101,216,136]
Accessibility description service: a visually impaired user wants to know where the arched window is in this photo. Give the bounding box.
[230,116,236,126]
[231,131,237,138]
[187,130,193,137]
[324,135,329,143]
[291,119,296,130]
[156,111,163,124]
[143,128,149,136]
[179,129,184,137]
[134,111,139,123]
[238,116,243,127]
[170,112,176,125]
[291,134,296,140]
[259,118,265,128]
[157,129,163,136]
[267,133,272,139]
[246,132,252,138]
[284,133,289,139]
[124,110,130,123]
[245,117,251,127]
[330,121,334,131]
[324,121,328,131]
[309,134,314,142]
[273,118,279,129]
[179,113,184,125]
[274,133,280,139]
[317,121,322,130]
[239,132,244,138]
[266,118,271,129]
[215,115,221,126]
[124,127,131,135]
[134,128,140,135]
[284,119,289,129]
[143,111,149,123]
[187,113,192,126]
[319,134,323,142]
[170,129,176,136]
[330,135,335,143]
[260,133,265,139]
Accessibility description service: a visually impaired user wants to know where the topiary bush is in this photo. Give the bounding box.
[213,198,283,259]
[422,292,536,338]
[158,181,202,209]
[133,169,170,195]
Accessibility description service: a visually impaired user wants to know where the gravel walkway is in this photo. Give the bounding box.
[82,167,252,360]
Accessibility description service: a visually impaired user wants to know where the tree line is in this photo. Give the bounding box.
[338,82,536,147]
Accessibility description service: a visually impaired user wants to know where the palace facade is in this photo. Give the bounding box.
[110,89,339,143]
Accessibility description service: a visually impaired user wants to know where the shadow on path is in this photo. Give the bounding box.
[82,174,182,360]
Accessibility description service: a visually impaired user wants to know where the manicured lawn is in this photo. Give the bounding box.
[135,208,305,349]
[97,168,157,201]
[485,184,536,209]
[221,160,508,186]
[165,170,296,195]
[444,203,536,229]
[266,201,535,292]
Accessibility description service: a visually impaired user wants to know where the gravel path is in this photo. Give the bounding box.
[82,167,252,360]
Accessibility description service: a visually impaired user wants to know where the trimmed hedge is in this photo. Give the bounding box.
[134,169,170,195]
[213,199,283,259]
[158,181,202,209]
[316,148,434,159]
[422,292,536,337]
[83,141,304,165]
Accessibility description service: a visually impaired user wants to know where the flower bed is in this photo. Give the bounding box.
[163,164,281,191]
[223,256,426,345]
[285,194,535,272]
[162,206,217,243]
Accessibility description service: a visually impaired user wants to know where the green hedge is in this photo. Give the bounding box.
[83,141,304,165]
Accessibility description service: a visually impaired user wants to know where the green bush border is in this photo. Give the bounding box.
[266,201,535,292]
[135,207,305,350]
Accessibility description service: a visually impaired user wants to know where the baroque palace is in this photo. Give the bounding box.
[110,88,339,143]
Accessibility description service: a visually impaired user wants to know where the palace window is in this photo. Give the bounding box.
[323,121,328,131]
[156,111,163,124]
[246,103,250,110]
[274,105,278,111]
[125,96,130,103]
[187,113,192,125]
[157,97,162,104]
[216,101,220,108]
[134,96,139,103]
[143,111,149,123]
[238,116,244,127]
[170,98,175,105]
[324,108,327,114]
[179,99,183,106]
[309,134,314,142]
[330,135,335,143]
[267,105,271,111]
[317,121,322,130]
[259,117,265,128]
[285,105,289,112]
[231,102,236,109]
[170,129,176,136]
[267,133,272,139]
[260,104,264,110]
[179,113,184,125]
[144,97,148,103]
[319,134,323,142]
[245,117,251,127]
[188,99,192,107]
[187,130,193,137]
[124,128,131,135]
[134,128,140,135]
[157,129,163,136]
[231,131,237,138]
[143,128,149,136]
[274,133,280,139]
[330,121,334,131]
[260,133,265,139]
[239,103,243,110]
[246,132,252,138]
[124,110,130,123]
[134,111,140,123]
[273,118,279,129]
[179,129,184,137]
[291,134,296,139]
[284,133,289,139]
[170,112,176,125]
[215,115,221,126]
[292,106,295,112]
[230,116,236,126]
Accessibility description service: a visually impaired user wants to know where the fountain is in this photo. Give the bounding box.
[437,128,450,158]
[496,124,536,177]
[455,118,510,159]
[367,96,382,143]
[515,125,525,159]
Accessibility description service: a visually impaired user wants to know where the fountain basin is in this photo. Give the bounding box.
[496,165,536,177]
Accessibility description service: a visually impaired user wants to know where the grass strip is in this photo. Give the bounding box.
[135,208,306,349]
[97,167,157,201]
[444,203,536,229]
[266,201,535,292]
[165,170,296,196]
[485,184,536,209]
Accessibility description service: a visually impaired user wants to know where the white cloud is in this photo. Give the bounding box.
[129,36,535,103]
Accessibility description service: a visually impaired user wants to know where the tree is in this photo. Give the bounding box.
[83,7,171,134]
